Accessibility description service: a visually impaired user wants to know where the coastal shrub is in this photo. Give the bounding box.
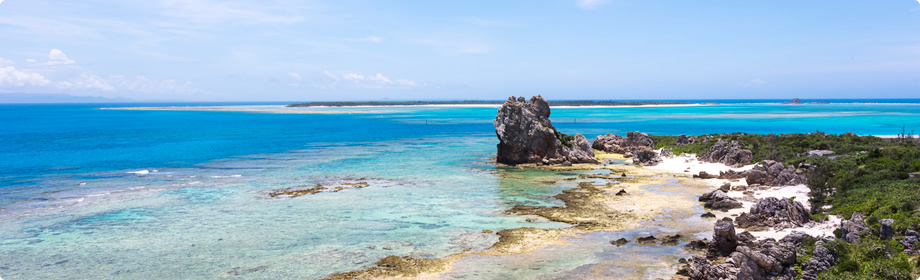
[816,238,916,280]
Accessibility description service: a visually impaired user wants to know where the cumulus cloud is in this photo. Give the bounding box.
[576,0,608,9]
[0,49,199,95]
[320,71,418,89]
[739,78,767,87]
[288,72,302,80]
[0,66,51,87]
[46,49,76,65]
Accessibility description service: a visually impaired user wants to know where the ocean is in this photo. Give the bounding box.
[1,100,919,279]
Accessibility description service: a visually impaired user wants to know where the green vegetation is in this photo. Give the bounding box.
[286,100,693,107]
[653,131,920,279]
[554,130,575,148]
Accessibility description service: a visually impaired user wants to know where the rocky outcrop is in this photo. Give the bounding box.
[593,131,660,165]
[676,134,697,146]
[735,197,810,231]
[494,96,598,165]
[631,146,662,166]
[840,212,868,244]
[901,230,920,255]
[880,219,894,240]
[699,190,743,210]
[709,219,740,257]
[592,132,654,154]
[690,222,810,280]
[744,160,807,186]
[698,139,753,167]
[801,240,837,280]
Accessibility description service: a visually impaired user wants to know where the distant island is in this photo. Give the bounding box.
[286,100,696,107]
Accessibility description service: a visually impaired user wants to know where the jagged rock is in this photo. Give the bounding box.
[744,160,807,186]
[843,132,856,136]
[660,234,682,246]
[685,239,709,251]
[880,219,894,240]
[901,230,920,255]
[701,212,716,218]
[592,131,655,154]
[735,197,810,231]
[840,212,868,244]
[660,148,672,157]
[801,240,837,280]
[688,254,736,280]
[699,190,743,210]
[637,235,658,245]
[719,182,731,192]
[614,189,627,196]
[709,219,739,257]
[788,98,802,104]
[676,134,697,146]
[494,96,598,165]
[698,139,753,167]
[631,146,662,166]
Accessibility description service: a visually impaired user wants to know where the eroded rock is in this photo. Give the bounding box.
[840,212,868,244]
[735,197,810,231]
[495,95,598,165]
[699,190,743,211]
[698,139,753,167]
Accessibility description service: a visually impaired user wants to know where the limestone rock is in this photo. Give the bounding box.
[709,219,739,257]
[735,197,810,231]
[688,255,736,280]
[880,219,894,240]
[801,240,837,280]
[676,134,697,146]
[592,131,655,154]
[901,230,920,255]
[631,146,662,166]
[840,212,868,244]
[698,139,753,167]
[744,160,807,186]
[699,190,743,211]
[494,96,598,165]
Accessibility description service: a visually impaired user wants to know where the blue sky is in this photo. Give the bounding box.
[1,0,919,101]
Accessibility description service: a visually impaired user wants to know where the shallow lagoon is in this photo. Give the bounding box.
[2,102,920,279]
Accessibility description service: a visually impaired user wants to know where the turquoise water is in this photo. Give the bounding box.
[1,102,920,279]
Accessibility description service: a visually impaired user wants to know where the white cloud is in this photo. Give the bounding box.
[56,73,115,91]
[576,0,608,9]
[0,66,51,87]
[367,36,382,43]
[321,71,418,89]
[112,75,199,94]
[288,72,302,81]
[739,78,767,87]
[46,49,76,65]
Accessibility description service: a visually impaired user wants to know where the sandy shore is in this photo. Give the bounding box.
[646,153,839,240]
[104,106,371,114]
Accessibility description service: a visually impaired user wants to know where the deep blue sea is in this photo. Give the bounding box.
[1,100,919,279]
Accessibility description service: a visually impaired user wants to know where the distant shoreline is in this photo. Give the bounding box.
[286,100,697,107]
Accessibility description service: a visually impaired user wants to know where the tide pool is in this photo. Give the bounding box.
[1,102,919,279]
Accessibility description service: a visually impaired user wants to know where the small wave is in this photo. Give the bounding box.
[127,170,149,175]
[210,175,243,178]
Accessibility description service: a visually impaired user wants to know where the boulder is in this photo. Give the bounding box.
[494,96,598,165]
[660,148,673,157]
[735,197,810,231]
[880,219,894,240]
[788,98,802,104]
[631,146,662,166]
[709,219,739,257]
[592,131,655,154]
[699,190,743,210]
[698,139,753,167]
[676,134,697,146]
[801,240,837,280]
[688,255,736,280]
[840,212,868,244]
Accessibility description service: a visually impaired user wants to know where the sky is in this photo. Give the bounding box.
[1,0,919,101]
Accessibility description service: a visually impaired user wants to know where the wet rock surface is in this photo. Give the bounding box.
[735,197,811,231]
[494,95,598,165]
[698,139,753,167]
[699,190,743,210]
[268,177,410,198]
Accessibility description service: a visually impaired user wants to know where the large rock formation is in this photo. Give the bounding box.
[698,139,753,167]
[735,197,811,231]
[840,212,868,244]
[494,96,598,165]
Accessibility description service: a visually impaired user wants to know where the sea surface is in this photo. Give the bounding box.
[1,100,920,279]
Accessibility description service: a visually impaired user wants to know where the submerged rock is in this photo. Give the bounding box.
[494,96,598,165]
[735,197,810,231]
